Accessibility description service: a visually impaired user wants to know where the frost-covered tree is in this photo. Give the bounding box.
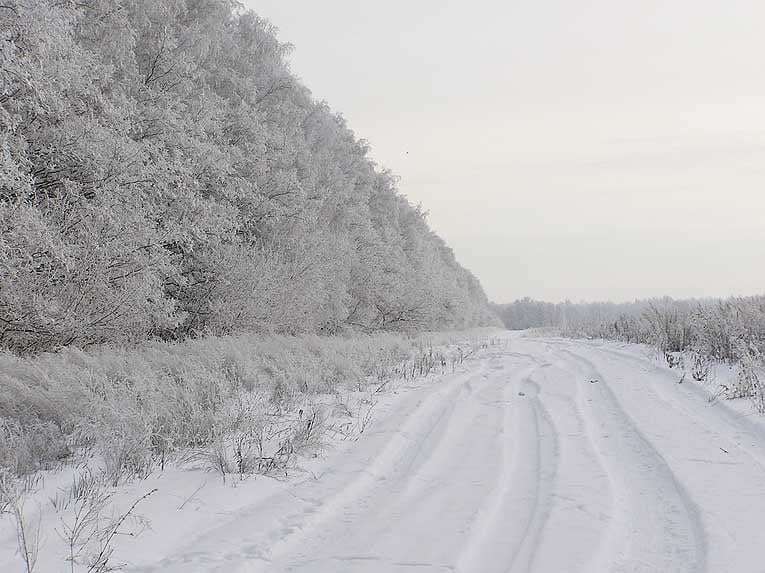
[0,0,496,352]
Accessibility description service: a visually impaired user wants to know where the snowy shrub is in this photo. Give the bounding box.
[0,329,490,481]
[690,352,711,382]
[0,419,68,476]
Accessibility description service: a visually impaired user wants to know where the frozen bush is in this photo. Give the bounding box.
[0,329,492,481]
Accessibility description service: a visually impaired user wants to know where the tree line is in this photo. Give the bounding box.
[496,295,765,410]
[0,0,497,353]
[495,295,765,358]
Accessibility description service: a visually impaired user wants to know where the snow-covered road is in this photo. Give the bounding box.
[134,336,765,572]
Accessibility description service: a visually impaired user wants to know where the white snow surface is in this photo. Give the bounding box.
[5,333,765,572]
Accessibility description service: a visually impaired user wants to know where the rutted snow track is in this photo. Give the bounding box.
[131,336,765,573]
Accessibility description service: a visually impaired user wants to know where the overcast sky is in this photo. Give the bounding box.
[248,0,765,303]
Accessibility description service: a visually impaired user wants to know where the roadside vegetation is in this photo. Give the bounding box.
[495,296,765,412]
[0,330,499,480]
[0,328,501,571]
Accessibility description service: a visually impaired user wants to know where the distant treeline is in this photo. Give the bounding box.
[491,297,657,332]
[496,295,765,364]
[495,296,765,347]
[0,1,496,353]
[497,295,765,410]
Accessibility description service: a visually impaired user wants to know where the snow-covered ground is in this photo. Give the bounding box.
[4,333,765,572]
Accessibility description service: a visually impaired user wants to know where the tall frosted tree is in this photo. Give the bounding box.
[0,0,497,352]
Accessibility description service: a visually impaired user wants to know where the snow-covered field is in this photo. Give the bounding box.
[4,333,765,572]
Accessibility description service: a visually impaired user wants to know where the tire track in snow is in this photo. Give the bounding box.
[392,366,507,508]
[255,352,539,572]
[584,342,765,474]
[516,358,614,572]
[304,362,498,549]
[560,348,707,573]
[247,374,480,571]
[453,358,559,573]
[561,340,765,572]
[504,376,559,573]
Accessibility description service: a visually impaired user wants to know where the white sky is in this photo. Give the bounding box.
[247,0,765,303]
